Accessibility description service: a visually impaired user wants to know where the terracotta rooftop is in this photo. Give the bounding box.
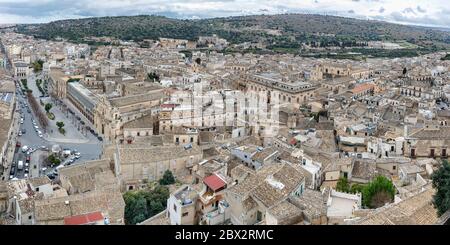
[64,211,104,225]
[203,173,226,192]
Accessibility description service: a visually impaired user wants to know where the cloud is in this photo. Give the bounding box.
[0,0,448,28]
[417,6,426,13]
[403,7,416,15]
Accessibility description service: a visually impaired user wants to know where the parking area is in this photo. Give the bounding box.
[7,72,104,181]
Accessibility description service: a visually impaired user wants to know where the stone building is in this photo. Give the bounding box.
[404,124,450,159]
[225,162,305,225]
[112,144,203,191]
[94,89,166,141]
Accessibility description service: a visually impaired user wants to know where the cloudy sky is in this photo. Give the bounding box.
[0,0,449,28]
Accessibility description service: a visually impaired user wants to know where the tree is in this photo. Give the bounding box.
[56,121,65,134]
[123,191,148,225]
[147,72,160,82]
[45,103,52,113]
[67,78,80,83]
[144,185,170,217]
[159,170,175,185]
[56,121,65,129]
[32,59,44,73]
[47,154,61,165]
[123,185,170,224]
[350,184,365,194]
[336,177,350,193]
[432,160,450,216]
[362,175,396,208]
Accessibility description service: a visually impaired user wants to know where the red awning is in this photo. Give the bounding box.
[203,174,226,192]
[64,211,104,225]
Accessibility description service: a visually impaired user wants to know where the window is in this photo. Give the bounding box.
[393,165,396,170]
[190,137,194,143]
[28,215,32,220]
[256,211,262,222]
[35,187,39,192]
[182,212,189,217]
[442,149,447,157]
[128,186,133,190]
[430,149,435,158]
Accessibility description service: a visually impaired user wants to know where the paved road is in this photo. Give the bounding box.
[8,72,104,180]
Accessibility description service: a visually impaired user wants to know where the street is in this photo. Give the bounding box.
[4,71,104,180]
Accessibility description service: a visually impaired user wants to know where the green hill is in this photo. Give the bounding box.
[16,14,450,50]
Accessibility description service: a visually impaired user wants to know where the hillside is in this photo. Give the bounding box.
[16,14,450,50]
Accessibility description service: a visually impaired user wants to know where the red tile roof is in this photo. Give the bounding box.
[64,211,104,225]
[203,174,226,192]
[351,83,375,94]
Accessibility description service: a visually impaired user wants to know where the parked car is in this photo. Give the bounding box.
[21,145,28,153]
[16,142,21,147]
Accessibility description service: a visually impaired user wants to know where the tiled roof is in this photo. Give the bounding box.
[267,200,303,220]
[118,145,202,163]
[203,174,226,192]
[228,162,305,209]
[64,211,104,225]
[109,91,165,107]
[408,127,450,140]
[123,114,154,129]
[353,186,439,225]
[35,188,124,225]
